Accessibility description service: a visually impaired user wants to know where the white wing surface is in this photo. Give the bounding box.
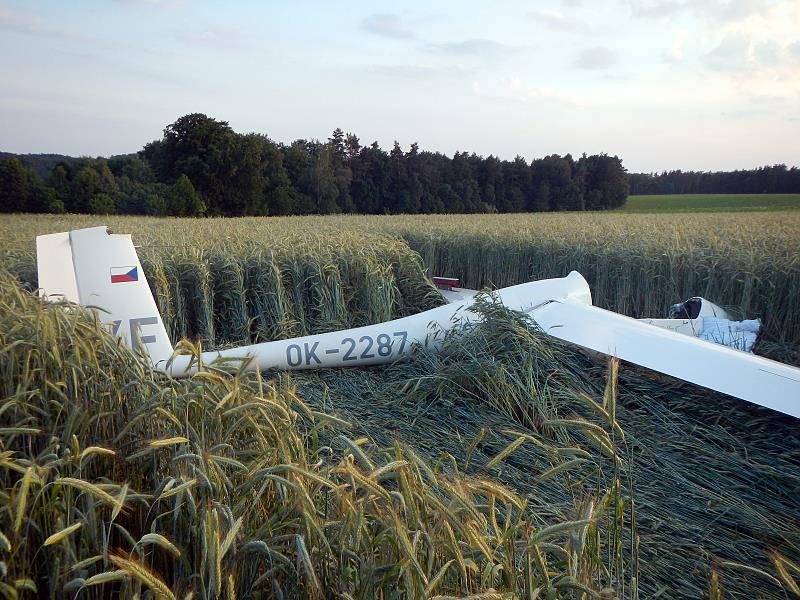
[530,299,800,419]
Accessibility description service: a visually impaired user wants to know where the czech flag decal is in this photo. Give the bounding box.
[110,266,138,284]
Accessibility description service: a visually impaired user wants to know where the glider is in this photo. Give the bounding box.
[36,226,800,419]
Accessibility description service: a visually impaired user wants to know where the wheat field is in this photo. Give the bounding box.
[1,212,800,598]
[3,211,799,359]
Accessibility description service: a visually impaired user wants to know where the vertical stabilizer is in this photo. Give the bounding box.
[36,232,80,302]
[36,226,174,366]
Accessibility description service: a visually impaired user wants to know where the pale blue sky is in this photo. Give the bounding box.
[1,0,798,171]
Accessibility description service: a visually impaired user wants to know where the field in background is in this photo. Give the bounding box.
[0,214,445,348]
[621,193,800,212]
[388,211,800,362]
[2,211,799,362]
[2,212,800,597]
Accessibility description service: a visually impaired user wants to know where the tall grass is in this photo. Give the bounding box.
[384,212,800,360]
[291,296,800,598]
[0,215,443,349]
[620,193,800,213]
[1,212,799,596]
[1,212,798,359]
[0,271,633,598]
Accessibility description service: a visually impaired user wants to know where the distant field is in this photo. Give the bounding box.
[621,193,800,212]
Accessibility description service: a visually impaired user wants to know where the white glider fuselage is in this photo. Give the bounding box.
[35,226,800,419]
[167,270,592,377]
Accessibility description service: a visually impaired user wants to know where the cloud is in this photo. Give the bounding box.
[629,0,684,19]
[0,6,74,38]
[703,33,750,71]
[748,93,790,105]
[424,38,516,58]
[662,29,687,63]
[360,13,415,40]
[706,0,772,25]
[574,45,618,69]
[365,64,469,79]
[719,107,767,119]
[528,9,591,33]
[630,0,774,24]
[703,34,800,72]
[753,40,783,67]
[176,25,252,51]
[472,77,587,108]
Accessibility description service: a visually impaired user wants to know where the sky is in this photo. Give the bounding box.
[0,0,798,172]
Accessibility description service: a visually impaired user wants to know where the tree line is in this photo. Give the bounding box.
[0,113,630,216]
[629,165,800,195]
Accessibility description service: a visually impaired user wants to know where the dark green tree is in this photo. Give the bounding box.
[351,142,390,214]
[145,193,168,216]
[228,133,266,216]
[387,142,414,213]
[478,155,504,210]
[146,114,241,215]
[307,144,340,214]
[257,136,295,215]
[500,156,531,213]
[167,175,206,217]
[329,129,355,212]
[48,163,71,204]
[108,154,156,183]
[30,186,63,213]
[0,157,35,212]
[282,140,316,214]
[88,193,116,214]
[531,155,579,211]
[0,113,637,216]
[580,154,629,209]
[532,181,551,212]
[61,159,119,214]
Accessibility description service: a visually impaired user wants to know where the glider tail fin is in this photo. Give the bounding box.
[36,226,174,367]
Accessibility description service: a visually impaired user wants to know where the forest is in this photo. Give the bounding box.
[0,113,629,216]
[629,166,800,195]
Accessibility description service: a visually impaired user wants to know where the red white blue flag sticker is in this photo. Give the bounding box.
[110,266,138,283]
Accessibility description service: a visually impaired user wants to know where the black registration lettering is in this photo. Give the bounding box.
[287,344,303,367]
[359,335,375,359]
[129,317,158,351]
[304,342,321,365]
[376,333,392,357]
[342,337,357,361]
[393,331,408,353]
